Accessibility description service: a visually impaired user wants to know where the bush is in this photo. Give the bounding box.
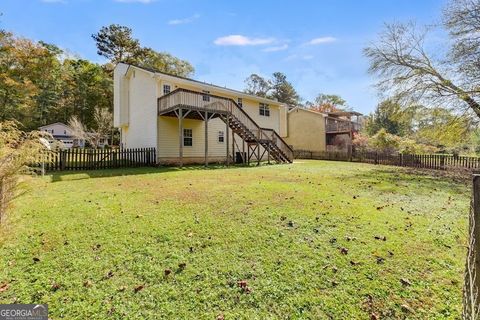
[353,129,439,155]
[0,121,47,224]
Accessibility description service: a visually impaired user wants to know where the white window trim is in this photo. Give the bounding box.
[163,83,171,95]
[183,128,193,147]
[259,103,270,117]
[218,131,225,143]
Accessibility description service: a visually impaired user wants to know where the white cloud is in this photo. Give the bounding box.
[262,44,288,52]
[114,0,156,3]
[168,14,200,25]
[285,54,315,61]
[306,37,337,45]
[214,35,275,46]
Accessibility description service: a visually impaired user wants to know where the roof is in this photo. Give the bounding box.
[38,122,71,129]
[327,111,363,117]
[120,63,286,107]
[288,106,327,117]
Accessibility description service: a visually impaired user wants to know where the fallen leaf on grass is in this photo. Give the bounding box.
[133,285,145,293]
[0,283,9,292]
[340,247,349,255]
[83,280,93,288]
[401,303,414,313]
[400,278,412,286]
[51,283,61,291]
[164,269,172,277]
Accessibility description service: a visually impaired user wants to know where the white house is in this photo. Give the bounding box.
[113,63,293,165]
[38,122,84,149]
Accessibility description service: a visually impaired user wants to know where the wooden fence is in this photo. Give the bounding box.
[36,147,156,171]
[294,150,480,171]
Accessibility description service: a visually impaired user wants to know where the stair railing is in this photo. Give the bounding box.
[158,88,293,162]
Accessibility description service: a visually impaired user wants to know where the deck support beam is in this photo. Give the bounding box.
[257,142,260,166]
[226,114,230,166]
[204,111,208,167]
[178,108,183,167]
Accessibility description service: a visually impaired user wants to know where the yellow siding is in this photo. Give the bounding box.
[284,108,326,152]
[157,116,245,161]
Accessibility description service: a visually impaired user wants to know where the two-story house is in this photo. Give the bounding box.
[113,63,293,166]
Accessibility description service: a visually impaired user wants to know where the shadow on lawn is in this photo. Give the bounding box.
[48,163,261,183]
[343,165,470,195]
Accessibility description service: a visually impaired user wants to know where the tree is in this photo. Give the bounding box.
[141,48,194,77]
[69,107,113,148]
[364,0,480,119]
[306,93,347,113]
[269,72,300,105]
[92,24,143,65]
[365,99,413,136]
[92,24,195,77]
[244,74,271,98]
[244,72,300,105]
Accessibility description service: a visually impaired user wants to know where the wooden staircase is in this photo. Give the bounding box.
[225,116,291,163]
[157,88,293,164]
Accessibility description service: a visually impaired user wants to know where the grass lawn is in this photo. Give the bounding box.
[0,160,470,319]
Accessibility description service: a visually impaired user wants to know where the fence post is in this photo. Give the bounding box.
[60,150,65,171]
[374,152,378,165]
[465,174,480,318]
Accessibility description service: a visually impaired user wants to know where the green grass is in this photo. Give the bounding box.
[0,160,470,319]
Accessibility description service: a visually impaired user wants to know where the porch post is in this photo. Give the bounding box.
[232,132,235,165]
[257,142,260,166]
[179,108,183,167]
[226,114,230,166]
[267,143,270,164]
[242,139,246,165]
[205,111,208,167]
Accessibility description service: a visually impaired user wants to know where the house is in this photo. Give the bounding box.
[38,122,84,149]
[283,107,327,152]
[113,63,293,166]
[283,108,362,153]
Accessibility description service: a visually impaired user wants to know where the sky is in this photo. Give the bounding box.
[1,0,447,114]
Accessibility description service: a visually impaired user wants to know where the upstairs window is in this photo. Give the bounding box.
[237,98,243,108]
[259,103,270,117]
[203,90,210,102]
[163,84,171,95]
[218,131,224,143]
[183,129,193,147]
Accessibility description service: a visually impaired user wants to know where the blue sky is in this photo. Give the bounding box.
[1,0,446,113]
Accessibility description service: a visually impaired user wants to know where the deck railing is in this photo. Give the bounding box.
[326,117,353,133]
[158,88,293,161]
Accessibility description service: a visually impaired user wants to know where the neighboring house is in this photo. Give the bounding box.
[38,122,84,149]
[38,123,108,149]
[283,107,326,152]
[283,108,362,153]
[113,63,293,165]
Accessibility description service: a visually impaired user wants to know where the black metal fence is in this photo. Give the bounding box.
[294,149,480,171]
[36,147,156,171]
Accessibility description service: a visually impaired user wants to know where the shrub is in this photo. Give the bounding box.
[0,121,47,224]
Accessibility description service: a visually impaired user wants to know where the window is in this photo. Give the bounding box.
[203,90,210,102]
[163,84,171,95]
[51,129,55,134]
[64,130,66,134]
[218,131,224,143]
[237,98,243,108]
[259,103,270,116]
[183,129,193,146]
